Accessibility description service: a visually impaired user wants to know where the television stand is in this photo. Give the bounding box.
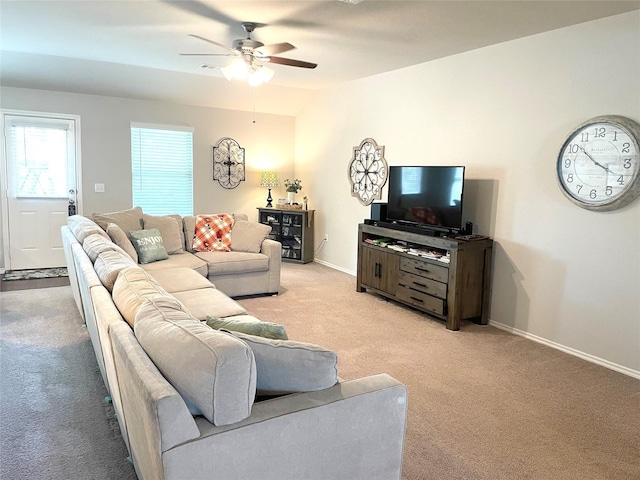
[357,223,493,331]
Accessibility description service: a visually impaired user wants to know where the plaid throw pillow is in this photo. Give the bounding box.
[192,214,234,252]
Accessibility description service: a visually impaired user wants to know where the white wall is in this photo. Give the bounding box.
[296,12,640,374]
[0,88,296,267]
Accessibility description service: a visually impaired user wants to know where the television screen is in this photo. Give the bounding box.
[386,166,465,232]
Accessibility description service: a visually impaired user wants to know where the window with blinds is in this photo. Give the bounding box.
[131,123,194,216]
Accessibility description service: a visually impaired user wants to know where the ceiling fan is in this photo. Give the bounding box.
[181,22,317,85]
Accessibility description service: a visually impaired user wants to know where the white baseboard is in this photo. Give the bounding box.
[490,320,640,380]
[313,258,356,276]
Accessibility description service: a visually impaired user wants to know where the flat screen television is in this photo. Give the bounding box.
[385,165,465,234]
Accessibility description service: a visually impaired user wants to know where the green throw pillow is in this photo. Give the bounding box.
[206,316,288,340]
[128,228,169,264]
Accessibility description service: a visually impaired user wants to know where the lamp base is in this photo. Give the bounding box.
[266,188,273,208]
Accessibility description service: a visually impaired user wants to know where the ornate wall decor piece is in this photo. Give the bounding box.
[348,138,388,205]
[213,137,245,189]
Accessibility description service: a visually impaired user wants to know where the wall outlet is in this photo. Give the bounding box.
[324,233,329,242]
[94,183,105,193]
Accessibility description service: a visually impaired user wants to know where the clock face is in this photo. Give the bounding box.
[557,116,640,211]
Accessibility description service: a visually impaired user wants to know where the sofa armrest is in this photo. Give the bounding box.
[163,374,408,480]
[260,238,281,294]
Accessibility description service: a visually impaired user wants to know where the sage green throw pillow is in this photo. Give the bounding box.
[128,228,169,264]
[206,316,288,340]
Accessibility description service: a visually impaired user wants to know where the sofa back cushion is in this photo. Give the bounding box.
[231,220,271,253]
[112,267,173,326]
[82,233,129,263]
[106,223,138,262]
[92,206,144,234]
[142,214,185,254]
[134,296,256,426]
[94,250,138,291]
[68,215,109,243]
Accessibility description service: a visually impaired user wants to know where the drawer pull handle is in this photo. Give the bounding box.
[415,267,430,273]
[413,282,427,288]
[410,296,424,303]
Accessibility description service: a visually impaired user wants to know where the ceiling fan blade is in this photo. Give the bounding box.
[266,56,318,69]
[180,53,233,57]
[255,42,296,57]
[189,34,237,53]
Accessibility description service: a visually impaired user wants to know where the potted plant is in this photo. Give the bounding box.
[284,178,302,204]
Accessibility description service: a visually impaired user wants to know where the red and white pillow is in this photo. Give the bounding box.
[192,214,234,252]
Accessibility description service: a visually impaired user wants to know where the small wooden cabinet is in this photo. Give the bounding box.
[258,208,314,264]
[357,223,493,330]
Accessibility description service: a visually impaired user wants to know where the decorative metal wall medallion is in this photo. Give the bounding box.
[213,137,246,189]
[348,138,388,205]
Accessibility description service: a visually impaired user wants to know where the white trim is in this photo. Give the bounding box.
[313,258,356,276]
[490,320,640,380]
[130,122,193,132]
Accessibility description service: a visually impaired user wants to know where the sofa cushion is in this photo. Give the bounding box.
[192,214,234,252]
[112,267,173,326]
[231,220,271,254]
[206,315,288,340]
[225,331,339,394]
[106,223,138,262]
[82,233,128,263]
[194,251,269,275]
[134,296,256,426]
[128,228,169,264]
[171,289,247,320]
[146,267,214,293]
[143,214,184,254]
[92,206,144,233]
[94,249,138,291]
[68,215,109,243]
[140,252,208,277]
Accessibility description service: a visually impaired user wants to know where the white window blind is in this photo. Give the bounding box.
[131,123,193,216]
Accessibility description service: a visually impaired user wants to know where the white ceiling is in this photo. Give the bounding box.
[1,1,639,115]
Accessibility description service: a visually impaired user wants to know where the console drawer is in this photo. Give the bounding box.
[396,285,445,316]
[400,257,448,283]
[398,270,447,299]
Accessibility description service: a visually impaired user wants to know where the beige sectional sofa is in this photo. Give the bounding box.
[90,206,281,298]
[61,213,409,480]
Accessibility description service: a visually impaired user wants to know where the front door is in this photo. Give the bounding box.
[2,112,80,270]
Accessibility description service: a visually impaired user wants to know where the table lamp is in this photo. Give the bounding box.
[259,171,279,207]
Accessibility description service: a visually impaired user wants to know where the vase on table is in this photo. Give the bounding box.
[287,191,296,204]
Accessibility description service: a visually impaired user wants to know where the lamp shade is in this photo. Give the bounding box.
[260,171,279,188]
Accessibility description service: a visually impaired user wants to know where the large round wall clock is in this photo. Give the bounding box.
[557,115,640,211]
[348,138,388,205]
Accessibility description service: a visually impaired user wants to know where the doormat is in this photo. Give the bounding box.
[2,267,68,281]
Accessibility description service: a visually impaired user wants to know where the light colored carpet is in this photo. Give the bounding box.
[1,263,638,479]
[239,262,640,480]
[0,286,136,480]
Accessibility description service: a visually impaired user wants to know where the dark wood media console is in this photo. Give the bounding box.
[356,223,493,331]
